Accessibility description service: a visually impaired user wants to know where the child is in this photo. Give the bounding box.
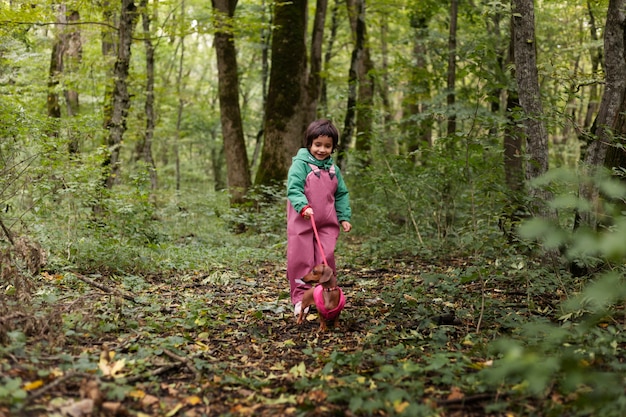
[286,119,352,318]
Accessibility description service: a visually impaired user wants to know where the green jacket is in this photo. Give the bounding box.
[286,148,352,223]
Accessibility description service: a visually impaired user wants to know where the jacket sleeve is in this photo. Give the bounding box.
[286,160,310,214]
[334,167,352,222]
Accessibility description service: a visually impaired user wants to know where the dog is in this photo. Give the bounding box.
[296,264,345,331]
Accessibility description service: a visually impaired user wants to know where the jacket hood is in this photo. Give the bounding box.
[293,147,335,170]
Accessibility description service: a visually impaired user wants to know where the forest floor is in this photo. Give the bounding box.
[3,253,559,417]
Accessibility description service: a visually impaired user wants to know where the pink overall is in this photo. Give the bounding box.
[287,164,339,305]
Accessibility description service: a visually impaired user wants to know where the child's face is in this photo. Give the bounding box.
[309,135,333,160]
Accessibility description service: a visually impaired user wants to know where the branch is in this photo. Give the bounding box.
[71,273,148,305]
[163,349,201,381]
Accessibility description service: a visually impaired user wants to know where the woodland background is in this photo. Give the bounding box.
[1,0,626,416]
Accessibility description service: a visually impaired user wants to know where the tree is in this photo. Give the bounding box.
[255,0,308,185]
[135,0,157,191]
[511,0,551,216]
[212,0,252,205]
[103,0,138,188]
[577,0,626,229]
[446,0,458,137]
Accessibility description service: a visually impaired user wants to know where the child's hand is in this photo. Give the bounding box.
[341,221,352,232]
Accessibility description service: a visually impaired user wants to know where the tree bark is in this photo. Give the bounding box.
[577,0,626,229]
[339,0,373,166]
[136,0,157,191]
[511,0,551,215]
[320,0,339,116]
[447,0,457,137]
[212,0,252,205]
[302,0,328,126]
[103,0,138,188]
[403,9,433,155]
[255,0,307,185]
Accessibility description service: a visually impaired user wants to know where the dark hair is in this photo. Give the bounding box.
[304,119,339,151]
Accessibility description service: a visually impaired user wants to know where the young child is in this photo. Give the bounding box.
[286,119,352,318]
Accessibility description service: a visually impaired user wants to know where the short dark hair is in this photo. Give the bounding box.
[304,119,339,151]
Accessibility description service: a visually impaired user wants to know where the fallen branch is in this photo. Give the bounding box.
[163,349,201,381]
[26,371,94,402]
[71,273,147,305]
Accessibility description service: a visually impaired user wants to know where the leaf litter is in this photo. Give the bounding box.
[0,257,581,416]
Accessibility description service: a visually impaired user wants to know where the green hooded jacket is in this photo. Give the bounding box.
[286,148,352,223]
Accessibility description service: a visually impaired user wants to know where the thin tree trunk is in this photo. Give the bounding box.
[212,0,252,205]
[320,0,339,115]
[64,9,82,154]
[47,4,65,125]
[511,0,551,216]
[582,0,603,132]
[379,11,394,154]
[577,0,626,230]
[302,0,328,126]
[103,0,137,189]
[339,0,372,166]
[136,0,157,191]
[504,19,524,197]
[255,0,307,185]
[404,10,433,155]
[251,0,271,173]
[447,0,458,137]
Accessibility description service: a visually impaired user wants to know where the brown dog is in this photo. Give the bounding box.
[296,264,346,331]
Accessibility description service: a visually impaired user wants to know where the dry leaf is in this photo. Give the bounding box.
[141,395,160,407]
[447,386,464,401]
[60,399,94,417]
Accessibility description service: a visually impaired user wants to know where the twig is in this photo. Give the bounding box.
[437,392,498,406]
[125,362,183,383]
[476,275,487,333]
[162,349,201,381]
[0,216,14,245]
[26,371,94,402]
[71,273,147,305]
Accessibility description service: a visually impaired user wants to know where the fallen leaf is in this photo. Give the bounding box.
[184,395,202,406]
[447,386,464,401]
[141,394,160,407]
[60,399,94,417]
[23,380,44,391]
[165,402,184,417]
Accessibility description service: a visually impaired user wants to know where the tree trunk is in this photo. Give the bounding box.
[582,0,603,132]
[135,0,157,191]
[447,0,457,137]
[404,10,433,155]
[212,0,252,205]
[302,0,328,126]
[347,0,374,157]
[338,0,372,167]
[47,4,66,124]
[577,0,626,229]
[504,20,524,197]
[103,0,138,189]
[511,0,551,215]
[320,0,339,116]
[255,0,307,185]
[64,9,82,154]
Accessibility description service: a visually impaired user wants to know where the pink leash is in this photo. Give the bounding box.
[310,214,328,266]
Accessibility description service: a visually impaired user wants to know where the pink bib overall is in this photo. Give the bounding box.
[287,164,339,305]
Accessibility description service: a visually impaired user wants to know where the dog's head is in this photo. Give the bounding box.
[302,264,334,284]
